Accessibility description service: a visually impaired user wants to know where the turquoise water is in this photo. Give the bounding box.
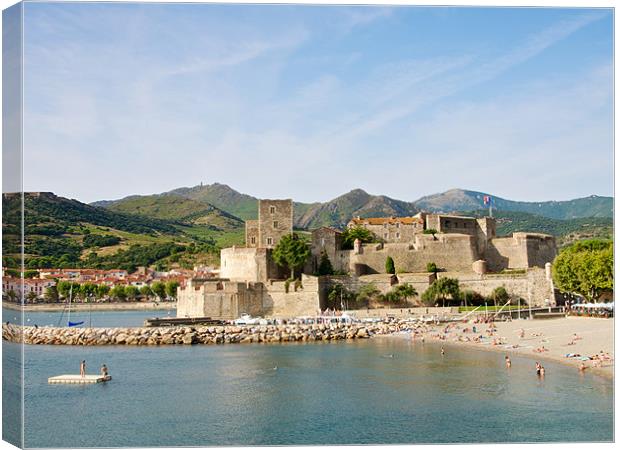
[4,336,613,447]
[2,307,175,328]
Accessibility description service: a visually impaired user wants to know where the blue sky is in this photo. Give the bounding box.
[18,3,613,203]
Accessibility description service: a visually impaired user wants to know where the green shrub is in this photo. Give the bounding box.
[385,256,395,275]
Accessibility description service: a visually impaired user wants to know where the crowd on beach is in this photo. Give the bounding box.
[414,316,614,374]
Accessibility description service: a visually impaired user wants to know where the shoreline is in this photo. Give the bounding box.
[418,317,613,379]
[2,301,176,312]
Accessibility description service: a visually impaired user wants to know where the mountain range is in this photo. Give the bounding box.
[93,183,613,229]
[4,186,612,272]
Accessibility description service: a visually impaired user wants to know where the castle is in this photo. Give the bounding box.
[178,199,558,319]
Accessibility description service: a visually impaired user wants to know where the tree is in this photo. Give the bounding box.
[421,277,460,307]
[423,228,438,239]
[125,286,140,300]
[44,285,59,303]
[79,283,98,301]
[341,226,376,249]
[356,283,381,305]
[140,285,153,299]
[317,252,334,276]
[385,256,396,275]
[57,281,80,299]
[110,285,127,301]
[552,239,613,301]
[6,290,17,302]
[426,262,438,273]
[489,286,509,307]
[460,289,484,307]
[383,283,417,303]
[26,291,39,303]
[272,233,311,279]
[151,282,166,300]
[95,284,110,300]
[327,284,356,310]
[165,281,180,300]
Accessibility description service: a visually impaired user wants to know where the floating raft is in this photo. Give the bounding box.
[48,374,111,385]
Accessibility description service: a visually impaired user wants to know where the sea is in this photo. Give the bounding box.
[2,309,614,447]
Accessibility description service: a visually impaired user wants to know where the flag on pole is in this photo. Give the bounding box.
[483,195,491,205]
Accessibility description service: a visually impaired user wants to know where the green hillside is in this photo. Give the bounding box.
[2,193,245,272]
[104,193,243,230]
[169,183,259,221]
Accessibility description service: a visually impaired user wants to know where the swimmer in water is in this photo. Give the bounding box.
[505,356,511,368]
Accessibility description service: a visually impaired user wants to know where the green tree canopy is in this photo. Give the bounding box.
[326,284,356,309]
[272,233,311,279]
[317,251,334,276]
[125,286,140,300]
[356,283,381,305]
[165,281,180,299]
[110,285,127,301]
[140,285,153,298]
[95,284,110,299]
[383,283,418,303]
[421,277,460,307]
[385,256,396,275]
[44,285,59,303]
[489,286,509,307]
[552,239,613,301]
[79,283,98,300]
[57,281,80,299]
[151,281,166,299]
[341,226,376,249]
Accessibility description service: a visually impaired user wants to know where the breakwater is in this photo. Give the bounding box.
[2,322,413,346]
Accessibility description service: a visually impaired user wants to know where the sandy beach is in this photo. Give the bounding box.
[420,316,614,378]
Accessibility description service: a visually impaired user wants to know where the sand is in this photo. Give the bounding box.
[422,316,614,378]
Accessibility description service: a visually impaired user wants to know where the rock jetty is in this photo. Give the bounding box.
[2,322,415,346]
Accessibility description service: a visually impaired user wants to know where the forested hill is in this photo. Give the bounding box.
[2,192,243,272]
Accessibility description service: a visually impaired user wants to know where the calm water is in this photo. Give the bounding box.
[3,336,613,447]
[2,307,175,328]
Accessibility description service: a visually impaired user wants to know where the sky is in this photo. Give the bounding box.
[12,3,614,203]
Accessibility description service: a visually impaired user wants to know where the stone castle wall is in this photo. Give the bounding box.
[177,275,322,320]
[350,234,478,274]
[445,268,553,307]
[261,275,322,317]
[486,233,556,272]
[220,247,282,282]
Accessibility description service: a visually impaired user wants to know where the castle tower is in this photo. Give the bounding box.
[256,199,293,249]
